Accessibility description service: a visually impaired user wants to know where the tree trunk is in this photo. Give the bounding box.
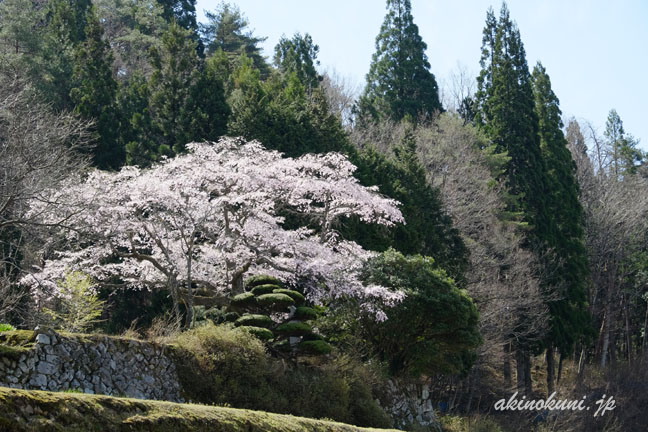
[624,292,632,363]
[546,343,555,395]
[184,256,194,329]
[601,303,610,368]
[557,352,564,385]
[643,300,648,360]
[515,349,526,394]
[503,342,512,388]
[524,352,532,396]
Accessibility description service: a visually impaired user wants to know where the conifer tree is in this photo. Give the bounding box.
[358,0,441,124]
[274,33,321,91]
[148,22,199,156]
[474,4,550,394]
[200,2,269,77]
[70,6,123,169]
[157,0,202,55]
[605,109,644,178]
[532,62,591,393]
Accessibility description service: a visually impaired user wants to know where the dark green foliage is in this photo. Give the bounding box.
[605,109,644,178]
[157,0,202,55]
[239,325,274,341]
[235,314,274,329]
[359,249,481,376]
[298,340,332,355]
[245,274,283,289]
[275,322,312,336]
[357,0,442,124]
[224,312,240,322]
[70,6,123,169]
[204,307,224,323]
[474,4,549,244]
[294,306,319,321]
[302,332,325,342]
[98,288,176,335]
[227,60,350,157]
[200,3,269,77]
[346,131,468,282]
[274,33,320,90]
[532,63,592,354]
[272,289,305,306]
[255,293,295,311]
[250,284,280,296]
[148,22,199,155]
[118,73,157,166]
[230,292,256,308]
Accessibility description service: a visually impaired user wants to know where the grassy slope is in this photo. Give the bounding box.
[0,387,400,432]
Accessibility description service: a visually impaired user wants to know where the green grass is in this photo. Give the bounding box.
[0,386,400,432]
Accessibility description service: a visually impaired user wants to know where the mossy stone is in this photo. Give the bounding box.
[272,289,305,305]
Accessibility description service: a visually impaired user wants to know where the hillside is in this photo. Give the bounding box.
[0,387,401,432]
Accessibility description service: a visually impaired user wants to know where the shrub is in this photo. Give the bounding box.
[298,340,332,355]
[43,271,105,333]
[273,288,305,305]
[224,312,240,322]
[256,293,294,310]
[230,292,256,308]
[239,326,274,341]
[235,314,274,328]
[0,324,16,332]
[245,274,283,289]
[275,322,312,336]
[251,284,280,296]
[294,306,318,320]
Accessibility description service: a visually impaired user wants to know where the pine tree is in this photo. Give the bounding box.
[157,0,202,55]
[605,109,644,178]
[532,62,591,393]
[358,0,441,124]
[200,2,269,77]
[274,33,321,91]
[149,22,199,155]
[474,3,550,394]
[70,6,123,169]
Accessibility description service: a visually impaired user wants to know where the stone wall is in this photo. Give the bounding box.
[381,379,441,431]
[0,328,182,401]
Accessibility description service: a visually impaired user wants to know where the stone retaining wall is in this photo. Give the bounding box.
[0,329,182,401]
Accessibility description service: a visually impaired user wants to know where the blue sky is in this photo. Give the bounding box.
[196,0,647,150]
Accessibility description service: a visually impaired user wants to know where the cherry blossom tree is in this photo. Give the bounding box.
[23,137,404,326]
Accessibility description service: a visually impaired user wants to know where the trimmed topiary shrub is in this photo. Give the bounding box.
[276,322,312,336]
[302,332,325,341]
[298,340,332,355]
[273,289,305,305]
[256,293,294,310]
[239,326,274,341]
[230,292,256,308]
[294,306,318,320]
[245,274,283,289]
[251,284,281,296]
[204,307,224,323]
[224,312,240,322]
[235,314,274,328]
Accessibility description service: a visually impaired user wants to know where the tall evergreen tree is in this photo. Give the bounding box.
[532,62,591,393]
[274,33,321,91]
[70,6,123,169]
[474,4,550,394]
[148,22,199,156]
[200,2,269,77]
[358,0,441,124]
[157,0,202,55]
[605,109,644,178]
